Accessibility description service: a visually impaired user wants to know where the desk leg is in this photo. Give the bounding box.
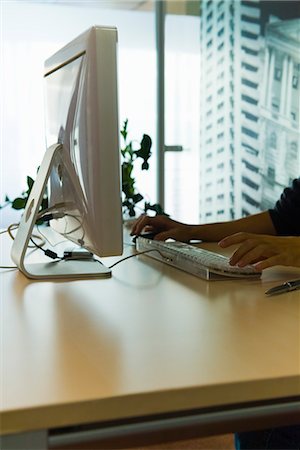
[1,430,48,450]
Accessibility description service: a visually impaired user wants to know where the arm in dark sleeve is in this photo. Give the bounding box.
[269,178,300,236]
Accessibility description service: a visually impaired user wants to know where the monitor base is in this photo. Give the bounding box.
[11,143,112,281]
[24,259,111,280]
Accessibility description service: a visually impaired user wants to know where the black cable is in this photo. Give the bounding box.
[30,237,63,260]
[108,249,165,269]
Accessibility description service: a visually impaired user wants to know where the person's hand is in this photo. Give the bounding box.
[219,232,300,270]
[130,214,191,242]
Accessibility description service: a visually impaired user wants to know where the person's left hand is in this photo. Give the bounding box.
[218,233,300,270]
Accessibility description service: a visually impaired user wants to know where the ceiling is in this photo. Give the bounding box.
[32,0,200,16]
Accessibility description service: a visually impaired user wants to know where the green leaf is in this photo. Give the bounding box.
[132,193,143,204]
[27,176,34,191]
[5,195,10,202]
[120,119,128,142]
[144,202,167,216]
[134,134,152,169]
[12,197,27,210]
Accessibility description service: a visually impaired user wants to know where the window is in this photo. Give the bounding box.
[242,176,259,190]
[289,142,298,158]
[242,94,258,105]
[242,111,259,122]
[291,110,297,121]
[293,75,299,89]
[217,13,224,22]
[242,62,258,72]
[269,131,277,149]
[242,193,260,208]
[274,67,282,81]
[207,38,213,49]
[267,167,275,185]
[241,14,260,24]
[218,27,224,37]
[241,30,258,40]
[241,45,258,56]
[242,159,259,173]
[207,11,213,22]
[241,78,258,89]
[242,126,258,140]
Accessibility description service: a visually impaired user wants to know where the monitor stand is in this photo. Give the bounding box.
[11,143,111,280]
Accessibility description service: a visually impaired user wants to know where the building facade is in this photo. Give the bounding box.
[199,0,300,222]
[200,0,262,222]
[260,19,300,209]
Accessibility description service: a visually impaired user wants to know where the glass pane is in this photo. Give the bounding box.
[1,1,156,226]
[164,11,201,223]
[199,0,300,223]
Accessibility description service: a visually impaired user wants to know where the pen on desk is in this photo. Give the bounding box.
[265,279,300,296]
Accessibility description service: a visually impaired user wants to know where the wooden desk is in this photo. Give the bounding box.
[1,230,300,449]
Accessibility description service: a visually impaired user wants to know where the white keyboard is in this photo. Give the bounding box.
[136,237,261,280]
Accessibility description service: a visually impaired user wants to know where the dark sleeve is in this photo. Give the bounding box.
[269,178,300,236]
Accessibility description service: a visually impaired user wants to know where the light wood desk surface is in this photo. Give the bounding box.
[1,230,300,445]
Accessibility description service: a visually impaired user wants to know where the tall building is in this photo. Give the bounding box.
[200,0,262,222]
[260,19,300,209]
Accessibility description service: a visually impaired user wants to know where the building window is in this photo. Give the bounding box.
[217,12,224,22]
[241,45,258,56]
[207,11,213,22]
[242,94,258,105]
[242,126,258,140]
[241,30,258,40]
[292,76,299,89]
[218,27,224,37]
[242,62,258,72]
[241,14,260,24]
[289,142,298,158]
[242,193,260,208]
[267,167,275,185]
[242,110,258,122]
[274,67,282,81]
[242,78,258,89]
[291,110,297,121]
[269,131,277,149]
[242,159,259,173]
[242,176,259,190]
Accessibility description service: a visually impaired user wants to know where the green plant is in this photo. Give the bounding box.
[0,171,48,217]
[121,119,164,217]
[0,120,164,219]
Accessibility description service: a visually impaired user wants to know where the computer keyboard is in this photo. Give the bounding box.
[136,237,261,280]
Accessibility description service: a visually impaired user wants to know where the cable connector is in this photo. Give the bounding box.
[44,249,60,260]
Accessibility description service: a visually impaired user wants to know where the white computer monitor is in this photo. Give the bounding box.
[11,26,123,280]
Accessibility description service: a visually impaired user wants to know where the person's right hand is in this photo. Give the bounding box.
[130,214,191,242]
